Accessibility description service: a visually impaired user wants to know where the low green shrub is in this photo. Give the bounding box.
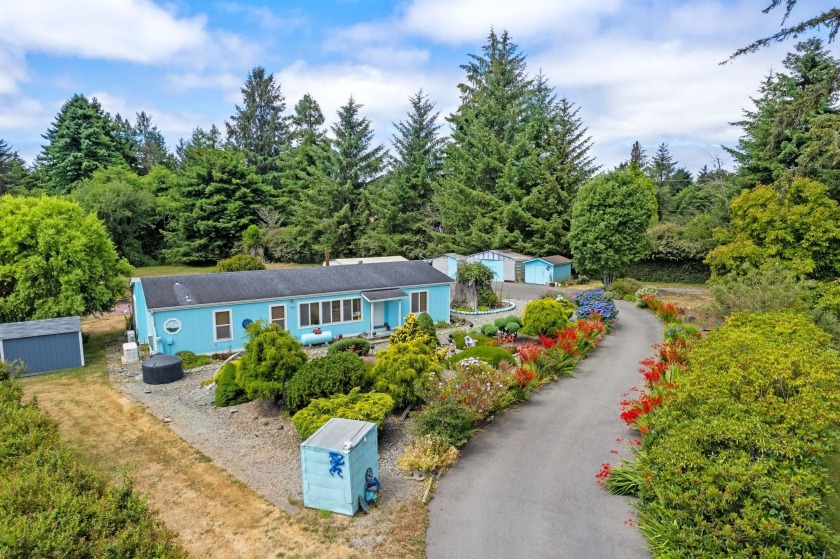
[634,311,840,557]
[494,317,510,329]
[372,339,441,408]
[409,400,478,448]
[285,352,367,413]
[214,363,250,407]
[215,253,265,272]
[435,320,450,329]
[478,288,500,308]
[0,378,186,558]
[521,298,573,336]
[396,435,460,474]
[326,337,371,356]
[480,323,499,336]
[451,329,467,349]
[505,322,520,333]
[175,350,212,370]
[291,388,394,440]
[416,312,437,342]
[448,345,515,368]
[609,277,642,299]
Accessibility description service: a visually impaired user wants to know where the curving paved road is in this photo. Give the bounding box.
[427,300,662,559]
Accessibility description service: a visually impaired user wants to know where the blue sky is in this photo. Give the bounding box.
[0,0,836,173]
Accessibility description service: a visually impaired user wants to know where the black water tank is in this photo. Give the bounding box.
[142,355,184,385]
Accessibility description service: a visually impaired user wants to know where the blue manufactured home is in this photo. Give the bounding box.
[524,255,573,285]
[131,261,453,355]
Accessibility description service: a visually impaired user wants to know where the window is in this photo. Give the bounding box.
[163,318,181,334]
[298,297,362,328]
[411,291,428,313]
[214,310,232,341]
[269,305,286,329]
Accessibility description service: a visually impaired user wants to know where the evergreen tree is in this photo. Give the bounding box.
[111,113,138,172]
[358,90,444,258]
[290,93,327,144]
[331,96,385,191]
[133,111,172,174]
[0,140,30,195]
[166,146,271,263]
[727,39,840,198]
[38,94,124,194]
[646,143,677,219]
[226,66,290,175]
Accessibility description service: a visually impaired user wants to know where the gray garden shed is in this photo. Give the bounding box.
[0,316,84,375]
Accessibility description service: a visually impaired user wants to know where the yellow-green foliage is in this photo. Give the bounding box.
[635,311,840,557]
[0,378,186,558]
[372,339,441,408]
[175,350,211,370]
[396,435,460,474]
[389,313,435,347]
[214,253,265,272]
[291,388,394,440]
[521,297,573,335]
[236,321,307,400]
[214,362,250,407]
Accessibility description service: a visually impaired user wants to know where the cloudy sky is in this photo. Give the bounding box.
[0,0,836,173]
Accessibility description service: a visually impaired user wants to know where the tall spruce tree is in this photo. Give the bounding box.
[727,39,840,199]
[226,66,290,176]
[646,143,677,219]
[38,94,124,194]
[133,111,172,174]
[357,90,445,258]
[331,96,385,191]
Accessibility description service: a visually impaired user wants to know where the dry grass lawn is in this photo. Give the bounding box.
[22,315,427,559]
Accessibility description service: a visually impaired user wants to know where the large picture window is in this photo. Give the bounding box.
[214,310,232,341]
[299,297,362,328]
[411,291,428,313]
[269,305,286,329]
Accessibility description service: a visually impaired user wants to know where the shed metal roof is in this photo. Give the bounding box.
[140,261,452,310]
[0,316,82,340]
[302,418,376,451]
[527,255,572,266]
[329,256,407,265]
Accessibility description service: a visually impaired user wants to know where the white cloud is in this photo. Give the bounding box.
[0,0,208,64]
[215,2,308,32]
[0,47,27,96]
[400,0,623,44]
[278,60,459,145]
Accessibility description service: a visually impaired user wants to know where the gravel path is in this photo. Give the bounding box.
[427,300,663,559]
[108,352,416,518]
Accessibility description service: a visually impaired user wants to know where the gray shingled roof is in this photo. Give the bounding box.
[0,316,81,340]
[361,289,408,302]
[140,261,452,310]
[528,255,572,265]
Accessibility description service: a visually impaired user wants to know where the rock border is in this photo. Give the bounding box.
[450,300,516,316]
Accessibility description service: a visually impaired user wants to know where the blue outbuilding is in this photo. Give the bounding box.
[300,418,378,516]
[131,261,453,355]
[430,253,466,279]
[524,255,573,285]
[0,316,84,375]
[467,249,533,282]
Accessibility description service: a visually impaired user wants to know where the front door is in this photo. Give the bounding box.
[373,302,385,328]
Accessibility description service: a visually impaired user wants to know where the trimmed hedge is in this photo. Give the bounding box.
[634,312,840,557]
[521,298,573,336]
[625,259,710,284]
[285,352,367,413]
[326,337,371,356]
[175,350,211,370]
[447,345,515,368]
[291,388,394,439]
[480,323,498,336]
[0,378,187,558]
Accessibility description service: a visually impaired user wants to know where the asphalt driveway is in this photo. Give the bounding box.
[427,300,662,559]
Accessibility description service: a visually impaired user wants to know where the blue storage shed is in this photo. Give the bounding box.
[0,316,84,375]
[524,255,573,285]
[430,253,465,279]
[468,250,533,282]
[301,418,379,516]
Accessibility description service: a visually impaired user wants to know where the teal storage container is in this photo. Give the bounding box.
[300,418,378,515]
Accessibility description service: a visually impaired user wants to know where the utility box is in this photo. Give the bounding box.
[300,418,378,516]
[122,342,139,364]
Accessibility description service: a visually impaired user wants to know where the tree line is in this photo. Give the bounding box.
[1,31,839,287]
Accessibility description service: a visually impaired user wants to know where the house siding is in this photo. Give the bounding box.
[141,283,451,355]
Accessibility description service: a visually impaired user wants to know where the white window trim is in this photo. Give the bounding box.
[411,290,429,314]
[297,297,364,329]
[269,304,287,329]
[213,309,234,342]
[163,318,182,335]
